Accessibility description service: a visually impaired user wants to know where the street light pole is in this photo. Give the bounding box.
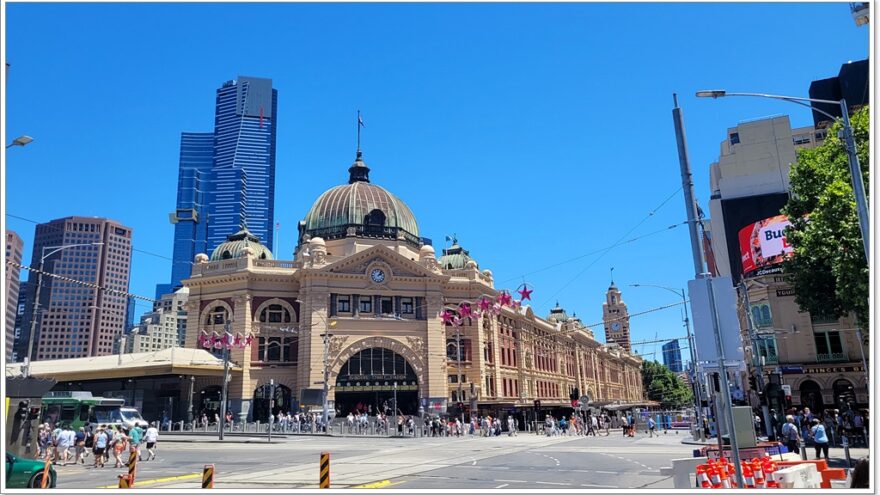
[219,319,231,441]
[23,242,103,376]
[321,329,332,433]
[740,282,774,440]
[673,94,744,486]
[695,90,869,263]
[187,376,195,424]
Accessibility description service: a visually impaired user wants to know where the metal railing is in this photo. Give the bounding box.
[816,352,848,363]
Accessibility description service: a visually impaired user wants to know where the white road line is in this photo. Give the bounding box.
[581,483,618,488]
[493,479,528,483]
[470,456,477,465]
[535,481,570,486]
[495,484,509,489]
[595,470,617,474]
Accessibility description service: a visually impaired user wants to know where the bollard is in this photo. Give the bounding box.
[842,435,852,467]
[319,452,330,488]
[127,449,138,485]
[40,450,52,489]
[202,464,215,488]
[118,474,132,489]
[799,439,808,460]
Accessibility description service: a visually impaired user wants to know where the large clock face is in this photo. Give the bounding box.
[611,322,621,331]
[370,268,386,283]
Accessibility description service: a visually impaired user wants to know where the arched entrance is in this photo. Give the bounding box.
[832,379,856,410]
[253,384,292,422]
[335,347,419,415]
[799,380,823,411]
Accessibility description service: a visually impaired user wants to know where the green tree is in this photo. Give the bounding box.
[782,106,869,330]
[641,360,693,409]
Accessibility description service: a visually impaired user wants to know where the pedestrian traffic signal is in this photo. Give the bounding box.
[533,400,541,410]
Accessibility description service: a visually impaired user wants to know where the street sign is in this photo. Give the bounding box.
[579,395,590,405]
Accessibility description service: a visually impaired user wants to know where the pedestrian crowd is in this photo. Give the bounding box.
[35,421,160,469]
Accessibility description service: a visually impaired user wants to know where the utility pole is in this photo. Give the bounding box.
[456,326,464,425]
[680,288,705,439]
[219,319,231,441]
[268,378,275,443]
[740,282,773,440]
[321,329,332,434]
[673,93,744,486]
[838,99,870,263]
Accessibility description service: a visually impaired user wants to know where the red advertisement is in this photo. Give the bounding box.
[739,215,794,275]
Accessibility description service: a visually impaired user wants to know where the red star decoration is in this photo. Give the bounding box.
[517,286,533,301]
[440,310,455,325]
[497,291,513,306]
[478,297,493,312]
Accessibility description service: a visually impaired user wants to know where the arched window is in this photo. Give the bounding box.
[259,304,291,323]
[221,250,232,260]
[259,252,267,259]
[364,209,386,227]
[206,306,228,325]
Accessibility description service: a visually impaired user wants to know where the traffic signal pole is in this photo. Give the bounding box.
[741,282,773,440]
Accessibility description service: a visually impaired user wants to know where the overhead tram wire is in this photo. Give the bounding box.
[6,213,176,262]
[6,259,157,304]
[535,186,683,311]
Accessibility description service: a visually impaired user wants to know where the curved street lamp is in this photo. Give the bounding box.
[6,135,33,149]
[695,90,869,264]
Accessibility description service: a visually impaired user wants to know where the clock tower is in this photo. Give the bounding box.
[603,281,631,352]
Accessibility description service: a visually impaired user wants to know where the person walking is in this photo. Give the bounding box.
[647,416,656,438]
[809,419,830,461]
[144,422,159,461]
[74,427,87,464]
[781,415,801,455]
[92,427,108,468]
[128,424,143,463]
[111,428,129,468]
[55,424,73,466]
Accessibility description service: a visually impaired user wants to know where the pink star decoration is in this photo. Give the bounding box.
[497,291,513,307]
[439,310,455,325]
[459,302,473,319]
[517,285,533,301]
[478,297,493,312]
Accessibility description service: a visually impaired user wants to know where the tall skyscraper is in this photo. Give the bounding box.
[602,282,631,353]
[5,230,24,361]
[20,217,133,361]
[165,76,278,294]
[662,340,683,373]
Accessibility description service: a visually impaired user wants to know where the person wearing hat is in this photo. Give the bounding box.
[809,418,830,461]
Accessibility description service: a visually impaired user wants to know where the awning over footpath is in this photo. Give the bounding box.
[4,347,238,382]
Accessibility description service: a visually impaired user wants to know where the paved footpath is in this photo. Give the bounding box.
[54,431,696,489]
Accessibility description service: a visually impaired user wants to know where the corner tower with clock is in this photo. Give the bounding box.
[603,281,631,353]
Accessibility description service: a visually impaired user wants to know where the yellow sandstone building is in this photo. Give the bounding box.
[182,151,644,424]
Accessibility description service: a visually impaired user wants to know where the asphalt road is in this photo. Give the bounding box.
[50,431,697,489]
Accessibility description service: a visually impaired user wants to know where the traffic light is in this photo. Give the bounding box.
[533,399,541,410]
[748,375,759,393]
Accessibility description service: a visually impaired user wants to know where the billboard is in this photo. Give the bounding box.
[719,193,789,283]
[738,214,793,276]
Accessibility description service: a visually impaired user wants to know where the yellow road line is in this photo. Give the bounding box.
[97,472,201,488]
[353,480,407,489]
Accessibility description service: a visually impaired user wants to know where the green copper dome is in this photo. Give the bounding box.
[300,153,420,246]
[438,241,474,270]
[210,227,274,261]
[548,302,569,323]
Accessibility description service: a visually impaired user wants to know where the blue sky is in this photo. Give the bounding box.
[4,2,869,364]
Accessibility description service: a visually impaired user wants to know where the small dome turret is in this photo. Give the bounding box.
[210,227,274,261]
[438,238,475,270]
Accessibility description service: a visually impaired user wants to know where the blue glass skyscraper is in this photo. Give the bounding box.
[164,76,278,294]
[662,340,683,373]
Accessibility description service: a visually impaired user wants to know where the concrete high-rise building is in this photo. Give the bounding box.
[5,230,24,361]
[126,287,188,353]
[164,77,278,295]
[20,217,133,361]
[704,114,867,411]
[662,340,683,373]
[602,282,631,353]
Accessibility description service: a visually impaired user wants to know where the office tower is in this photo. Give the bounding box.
[126,287,188,353]
[5,230,23,361]
[20,217,133,361]
[165,76,277,294]
[662,340,683,373]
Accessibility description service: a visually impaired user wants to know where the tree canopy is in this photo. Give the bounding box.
[641,360,693,409]
[782,106,869,330]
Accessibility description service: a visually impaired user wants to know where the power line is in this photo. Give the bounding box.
[529,300,686,345]
[535,187,683,310]
[6,259,157,303]
[5,213,175,262]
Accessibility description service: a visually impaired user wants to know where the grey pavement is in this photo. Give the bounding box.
[53,431,692,490]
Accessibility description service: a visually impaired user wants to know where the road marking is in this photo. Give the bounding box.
[535,481,570,486]
[595,470,617,474]
[470,456,477,465]
[495,483,509,488]
[352,479,407,489]
[493,479,527,483]
[581,483,618,488]
[97,472,200,488]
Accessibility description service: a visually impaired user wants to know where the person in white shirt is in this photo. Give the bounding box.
[144,422,159,461]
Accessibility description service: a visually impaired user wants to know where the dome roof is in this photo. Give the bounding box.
[210,227,274,261]
[301,153,420,246]
[438,241,474,270]
[548,302,569,323]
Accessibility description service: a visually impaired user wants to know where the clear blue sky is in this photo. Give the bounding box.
[4,3,869,364]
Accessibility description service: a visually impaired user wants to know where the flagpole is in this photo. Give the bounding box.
[357,110,362,152]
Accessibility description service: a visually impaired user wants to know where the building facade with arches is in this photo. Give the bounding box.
[181,151,644,423]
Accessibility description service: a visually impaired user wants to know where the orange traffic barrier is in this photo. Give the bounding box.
[821,467,847,488]
[127,449,138,486]
[118,474,132,489]
[696,465,711,488]
[40,450,52,489]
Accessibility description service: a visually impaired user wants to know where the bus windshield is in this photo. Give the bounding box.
[91,405,123,424]
[120,409,145,423]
